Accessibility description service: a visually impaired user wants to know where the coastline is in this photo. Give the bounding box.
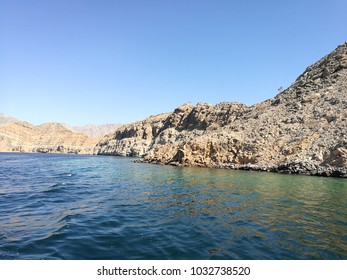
[1,43,347,178]
[136,158,347,178]
[95,43,347,178]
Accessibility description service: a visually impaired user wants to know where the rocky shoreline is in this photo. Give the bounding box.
[96,42,347,178]
[133,159,347,178]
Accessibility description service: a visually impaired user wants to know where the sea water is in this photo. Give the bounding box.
[0,152,346,259]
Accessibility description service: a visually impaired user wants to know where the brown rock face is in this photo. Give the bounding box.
[95,42,347,177]
[0,121,99,154]
[95,113,170,156]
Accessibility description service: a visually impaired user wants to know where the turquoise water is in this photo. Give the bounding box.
[0,152,346,259]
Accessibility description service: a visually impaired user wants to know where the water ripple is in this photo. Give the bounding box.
[0,153,346,259]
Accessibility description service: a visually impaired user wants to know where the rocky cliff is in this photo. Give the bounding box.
[95,113,170,156]
[0,121,99,154]
[95,42,347,177]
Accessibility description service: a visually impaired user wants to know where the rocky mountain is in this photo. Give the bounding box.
[95,42,347,177]
[0,121,99,154]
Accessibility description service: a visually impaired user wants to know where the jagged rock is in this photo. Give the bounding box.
[94,113,170,156]
[94,42,347,177]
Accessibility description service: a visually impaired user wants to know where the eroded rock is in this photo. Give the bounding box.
[95,42,347,177]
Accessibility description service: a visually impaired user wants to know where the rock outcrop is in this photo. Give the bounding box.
[0,121,99,154]
[95,42,347,177]
[95,113,170,156]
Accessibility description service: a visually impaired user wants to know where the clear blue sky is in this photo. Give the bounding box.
[1,0,346,125]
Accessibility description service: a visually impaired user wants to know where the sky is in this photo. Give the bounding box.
[1,0,346,126]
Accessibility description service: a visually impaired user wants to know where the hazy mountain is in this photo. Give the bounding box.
[0,121,99,154]
[0,116,122,154]
[0,113,19,126]
[69,124,123,137]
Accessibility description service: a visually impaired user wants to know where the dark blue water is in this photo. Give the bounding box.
[0,152,346,259]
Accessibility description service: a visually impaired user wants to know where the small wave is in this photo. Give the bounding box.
[51,183,66,187]
[43,183,66,193]
[48,173,73,180]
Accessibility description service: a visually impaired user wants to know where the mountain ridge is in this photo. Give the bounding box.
[95,42,347,177]
[0,118,122,154]
[0,121,99,154]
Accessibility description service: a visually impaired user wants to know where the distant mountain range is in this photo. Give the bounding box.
[0,114,122,154]
[0,113,20,126]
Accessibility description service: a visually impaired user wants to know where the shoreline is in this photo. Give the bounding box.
[2,150,346,178]
[135,158,347,178]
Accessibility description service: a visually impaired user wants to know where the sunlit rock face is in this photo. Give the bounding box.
[97,42,347,177]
